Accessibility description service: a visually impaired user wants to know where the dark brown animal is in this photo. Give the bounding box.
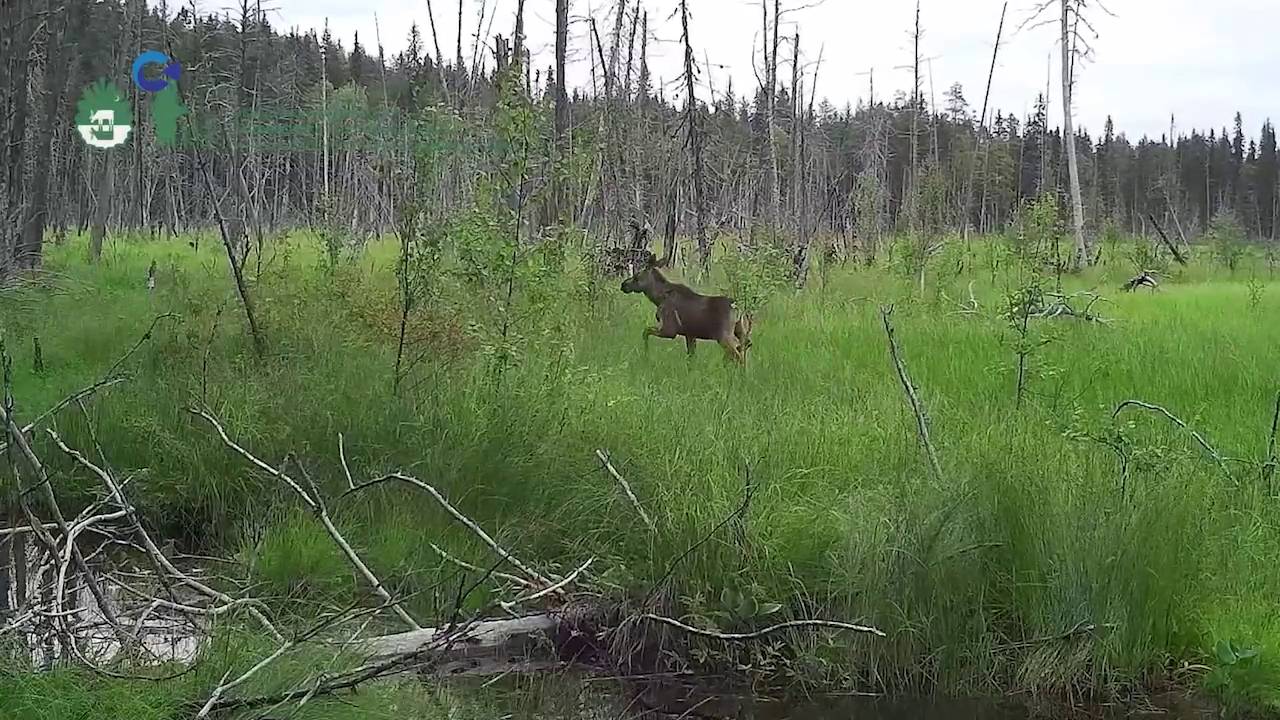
[620,252,752,364]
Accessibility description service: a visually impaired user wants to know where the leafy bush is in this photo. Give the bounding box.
[1208,212,1247,272]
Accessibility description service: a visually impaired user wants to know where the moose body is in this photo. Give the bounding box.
[621,252,752,363]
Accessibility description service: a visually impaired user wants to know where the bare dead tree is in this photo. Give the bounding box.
[961,2,1007,245]
[18,0,88,270]
[1059,0,1087,268]
[760,0,782,244]
[908,0,922,231]
[679,0,710,273]
[1024,0,1110,269]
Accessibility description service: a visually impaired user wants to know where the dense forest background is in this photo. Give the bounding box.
[1,0,1277,279]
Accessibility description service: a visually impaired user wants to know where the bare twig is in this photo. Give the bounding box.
[346,472,559,593]
[190,408,316,508]
[499,557,593,612]
[1113,400,1233,481]
[0,377,128,455]
[638,613,885,640]
[338,432,356,491]
[287,455,422,630]
[1264,391,1280,490]
[102,313,180,379]
[428,543,537,591]
[595,449,656,533]
[48,429,283,642]
[880,306,944,483]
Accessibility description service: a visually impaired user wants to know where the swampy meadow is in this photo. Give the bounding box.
[2,226,1279,718]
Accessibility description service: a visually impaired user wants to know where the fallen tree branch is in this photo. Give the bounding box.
[428,542,538,591]
[192,408,422,630]
[1122,271,1159,292]
[287,455,422,631]
[1148,213,1189,266]
[1113,400,1233,482]
[48,429,283,643]
[1031,291,1113,323]
[637,614,885,640]
[194,602,377,718]
[1264,391,1280,490]
[208,612,566,714]
[2,404,131,651]
[346,472,560,594]
[190,408,316,507]
[500,557,594,612]
[880,306,944,483]
[595,450,656,533]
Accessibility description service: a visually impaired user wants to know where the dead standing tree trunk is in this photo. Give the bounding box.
[679,0,710,274]
[1060,0,1087,269]
[757,0,782,247]
[89,153,113,263]
[3,0,34,275]
[19,0,87,270]
[163,31,267,358]
[1025,0,1102,269]
[553,0,570,220]
[961,2,1007,247]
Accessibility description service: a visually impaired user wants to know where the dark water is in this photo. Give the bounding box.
[482,676,1224,720]
[711,694,1221,720]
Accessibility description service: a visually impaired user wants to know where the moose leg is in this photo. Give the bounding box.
[643,305,681,353]
[685,336,697,356]
[716,333,744,365]
[733,319,752,365]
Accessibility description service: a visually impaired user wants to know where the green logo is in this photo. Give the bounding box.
[152,83,187,146]
[75,79,133,148]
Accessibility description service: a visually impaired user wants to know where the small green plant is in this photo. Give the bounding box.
[1246,275,1265,311]
[1127,239,1170,277]
[1208,212,1247,272]
[721,242,791,318]
[1205,639,1270,714]
[313,192,343,274]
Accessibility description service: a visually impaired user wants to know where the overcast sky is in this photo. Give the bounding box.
[249,0,1277,141]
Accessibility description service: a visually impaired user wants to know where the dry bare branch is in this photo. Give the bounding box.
[48,429,283,642]
[287,455,422,630]
[191,408,316,506]
[637,613,885,640]
[1112,400,1233,481]
[499,557,593,612]
[880,306,944,483]
[428,542,538,591]
[347,472,559,593]
[595,449,656,533]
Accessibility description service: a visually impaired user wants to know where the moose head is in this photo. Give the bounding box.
[619,251,672,298]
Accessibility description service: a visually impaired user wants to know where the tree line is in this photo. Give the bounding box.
[1,0,1276,281]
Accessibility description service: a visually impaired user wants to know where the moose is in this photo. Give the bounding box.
[620,251,753,364]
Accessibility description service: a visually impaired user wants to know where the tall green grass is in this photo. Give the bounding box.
[2,233,1279,714]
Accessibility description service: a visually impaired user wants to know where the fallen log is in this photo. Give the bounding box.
[1147,214,1188,266]
[361,614,560,668]
[1123,271,1159,292]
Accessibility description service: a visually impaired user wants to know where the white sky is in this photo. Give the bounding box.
[241,0,1278,141]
